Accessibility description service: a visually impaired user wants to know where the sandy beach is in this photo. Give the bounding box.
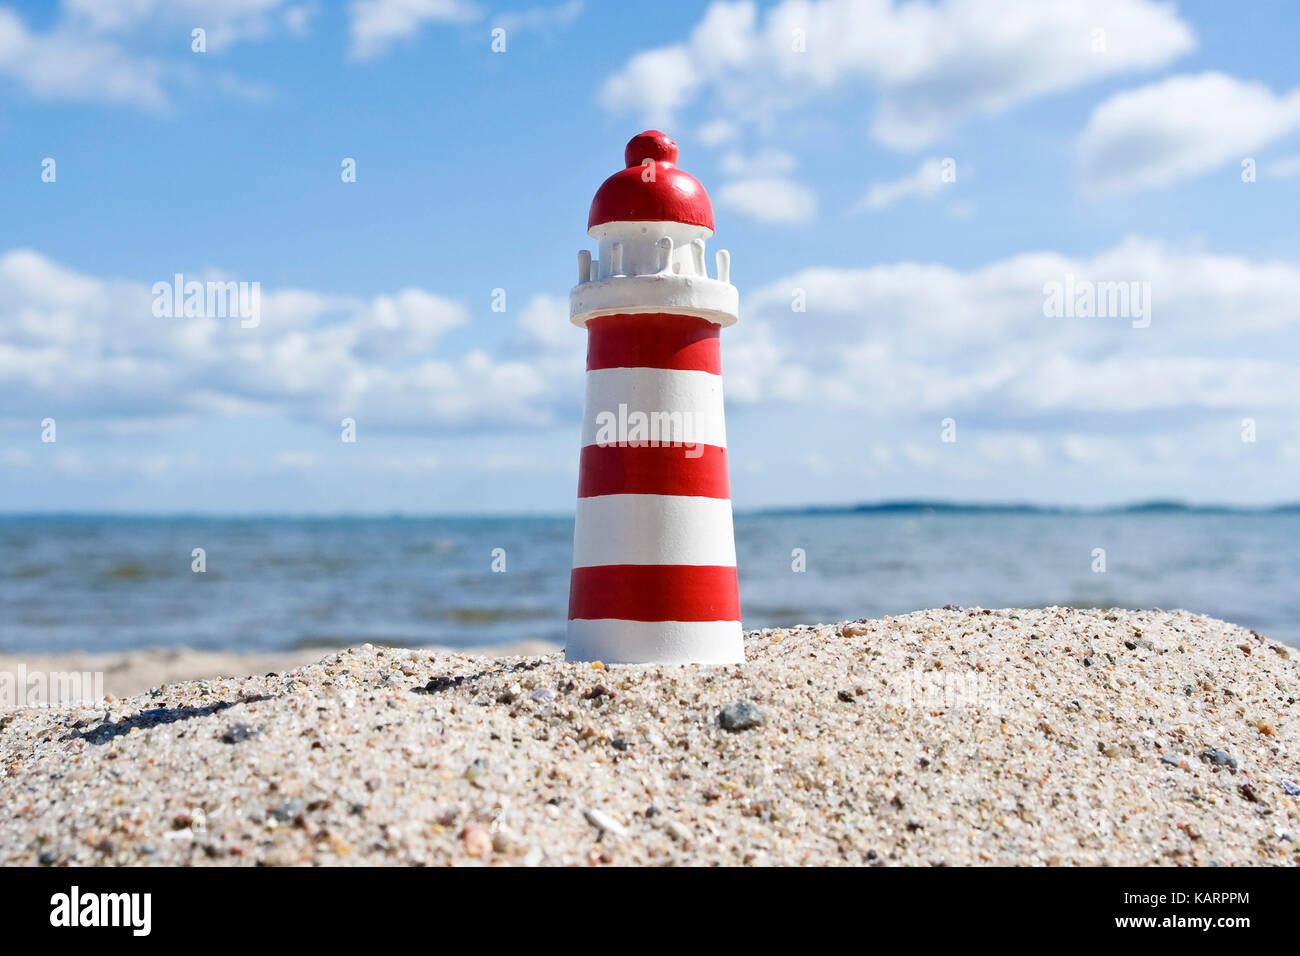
[0,640,562,704]
[2,606,1296,866]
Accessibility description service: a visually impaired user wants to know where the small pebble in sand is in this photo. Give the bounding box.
[220,723,260,744]
[583,808,626,837]
[465,758,490,788]
[1282,779,1300,796]
[270,800,303,823]
[719,701,765,731]
[664,820,692,842]
[1201,749,1238,769]
[461,825,492,857]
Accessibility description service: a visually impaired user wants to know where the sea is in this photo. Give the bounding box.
[2,505,1297,653]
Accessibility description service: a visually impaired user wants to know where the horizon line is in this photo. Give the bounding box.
[2,498,1298,520]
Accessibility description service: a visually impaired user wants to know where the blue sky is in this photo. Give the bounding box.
[2,0,1298,513]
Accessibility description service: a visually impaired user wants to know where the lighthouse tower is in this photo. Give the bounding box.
[566,130,743,665]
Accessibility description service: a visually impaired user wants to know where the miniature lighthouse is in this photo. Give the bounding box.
[566,130,742,665]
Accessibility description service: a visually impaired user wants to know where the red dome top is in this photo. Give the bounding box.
[587,131,714,233]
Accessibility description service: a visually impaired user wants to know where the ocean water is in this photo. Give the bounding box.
[1,509,1297,653]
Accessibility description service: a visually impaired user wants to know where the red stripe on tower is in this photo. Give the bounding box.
[568,565,741,622]
[577,444,730,499]
[586,313,721,373]
[566,131,744,665]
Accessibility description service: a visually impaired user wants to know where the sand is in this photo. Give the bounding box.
[0,640,561,704]
[1,607,1296,866]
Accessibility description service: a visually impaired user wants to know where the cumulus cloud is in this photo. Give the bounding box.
[600,43,700,129]
[717,149,815,223]
[0,250,572,432]
[856,157,957,211]
[720,149,796,177]
[697,119,739,146]
[0,7,167,109]
[6,239,1297,492]
[599,0,1194,149]
[1079,72,1300,192]
[718,177,817,224]
[348,0,479,60]
[0,1,314,109]
[732,237,1300,424]
[63,0,297,48]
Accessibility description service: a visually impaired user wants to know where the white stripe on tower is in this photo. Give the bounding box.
[580,367,728,449]
[566,619,744,666]
[572,494,736,568]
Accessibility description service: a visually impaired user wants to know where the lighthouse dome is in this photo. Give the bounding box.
[587,131,714,235]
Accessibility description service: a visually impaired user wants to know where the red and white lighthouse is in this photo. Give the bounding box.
[566,130,742,665]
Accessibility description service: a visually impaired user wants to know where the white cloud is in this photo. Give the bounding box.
[0,249,570,432]
[716,149,815,224]
[698,119,739,146]
[1079,72,1300,192]
[1060,434,1111,465]
[493,1,582,33]
[348,0,479,60]
[0,7,167,109]
[718,176,816,224]
[6,238,1298,487]
[284,4,315,36]
[856,157,955,211]
[349,289,468,361]
[515,293,575,352]
[599,0,1194,149]
[599,43,700,129]
[64,0,294,49]
[975,434,1045,467]
[0,1,312,109]
[732,237,1300,422]
[720,148,796,176]
[714,237,1300,491]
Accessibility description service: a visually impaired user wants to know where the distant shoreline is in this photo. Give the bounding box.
[1,499,1298,520]
[752,499,1300,517]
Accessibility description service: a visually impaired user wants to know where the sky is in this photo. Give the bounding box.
[1,0,1298,514]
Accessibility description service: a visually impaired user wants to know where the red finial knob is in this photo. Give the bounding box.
[625,130,678,168]
[588,130,713,233]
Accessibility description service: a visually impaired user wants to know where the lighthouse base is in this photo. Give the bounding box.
[565,619,744,665]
